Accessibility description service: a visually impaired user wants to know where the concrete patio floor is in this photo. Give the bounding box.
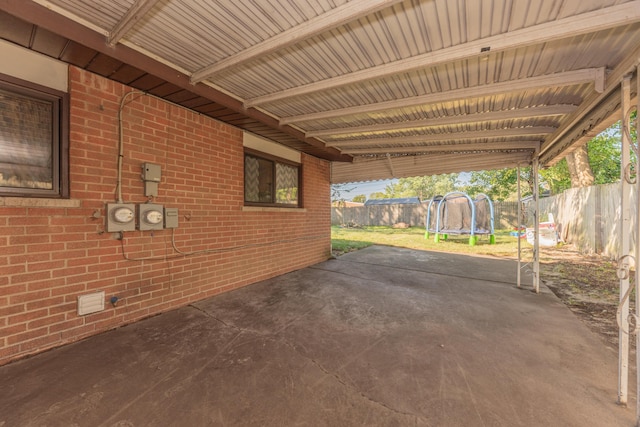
[0,245,635,426]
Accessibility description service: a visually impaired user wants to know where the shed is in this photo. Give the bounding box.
[364,197,421,206]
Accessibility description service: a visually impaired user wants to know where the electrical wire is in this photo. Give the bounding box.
[116,90,146,203]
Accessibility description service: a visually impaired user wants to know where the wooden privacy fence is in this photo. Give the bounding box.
[332,201,519,229]
[534,182,636,258]
[332,183,635,258]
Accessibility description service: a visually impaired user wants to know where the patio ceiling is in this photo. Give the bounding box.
[1,0,639,183]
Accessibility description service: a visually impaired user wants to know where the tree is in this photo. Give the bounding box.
[587,123,622,185]
[565,145,595,187]
[381,174,459,199]
[565,120,625,188]
[464,169,521,201]
[352,194,366,203]
[540,160,571,194]
[368,191,387,199]
[331,183,354,206]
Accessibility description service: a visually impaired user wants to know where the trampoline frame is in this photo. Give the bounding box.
[425,191,495,246]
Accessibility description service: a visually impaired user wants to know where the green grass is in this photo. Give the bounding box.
[331,225,523,257]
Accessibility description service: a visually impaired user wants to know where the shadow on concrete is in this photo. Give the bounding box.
[0,245,635,426]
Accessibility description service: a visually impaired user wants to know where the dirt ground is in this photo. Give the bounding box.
[539,244,634,350]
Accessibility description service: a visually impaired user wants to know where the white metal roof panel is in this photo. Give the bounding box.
[20,0,640,182]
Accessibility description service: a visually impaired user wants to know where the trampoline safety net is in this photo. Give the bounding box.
[425,192,495,246]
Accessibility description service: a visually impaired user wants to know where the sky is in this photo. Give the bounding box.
[334,172,472,201]
[333,179,397,201]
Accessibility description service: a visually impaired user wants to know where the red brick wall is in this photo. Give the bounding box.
[0,67,331,365]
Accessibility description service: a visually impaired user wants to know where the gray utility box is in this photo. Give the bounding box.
[141,163,161,197]
[164,207,179,229]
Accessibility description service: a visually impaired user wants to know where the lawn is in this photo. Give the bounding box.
[331,225,524,258]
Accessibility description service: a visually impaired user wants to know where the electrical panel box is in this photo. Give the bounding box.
[138,203,164,231]
[142,163,161,182]
[141,163,161,197]
[164,207,179,229]
[106,203,136,232]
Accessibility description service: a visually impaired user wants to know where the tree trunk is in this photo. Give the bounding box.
[565,145,595,188]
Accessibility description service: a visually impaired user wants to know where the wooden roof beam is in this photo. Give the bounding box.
[108,0,162,46]
[325,127,555,148]
[281,69,601,125]
[331,152,534,183]
[190,0,404,84]
[246,2,640,108]
[341,141,541,155]
[306,104,577,139]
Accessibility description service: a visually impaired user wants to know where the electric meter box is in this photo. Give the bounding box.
[106,203,136,232]
[138,203,164,231]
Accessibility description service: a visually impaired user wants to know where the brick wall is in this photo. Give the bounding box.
[0,67,331,365]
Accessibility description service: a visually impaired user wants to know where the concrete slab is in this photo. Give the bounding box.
[0,245,635,426]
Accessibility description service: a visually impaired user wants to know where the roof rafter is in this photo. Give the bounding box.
[331,152,534,183]
[326,127,555,148]
[246,2,640,108]
[281,68,601,125]
[108,0,161,46]
[341,141,541,155]
[190,0,404,84]
[306,104,577,139]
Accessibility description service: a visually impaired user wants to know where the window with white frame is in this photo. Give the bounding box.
[0,74,68,198]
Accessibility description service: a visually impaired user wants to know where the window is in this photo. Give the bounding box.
[244,150,300,207]
[0,74,68,198]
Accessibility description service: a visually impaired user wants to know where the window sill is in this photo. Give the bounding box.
[243,206,307,213]
[0,197,81,208]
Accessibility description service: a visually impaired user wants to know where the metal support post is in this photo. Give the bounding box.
[532,156,540,294]
[618,74,632,407]
[634,66,640,425]
[517,164,522,288]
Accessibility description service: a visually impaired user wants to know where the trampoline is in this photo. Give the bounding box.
[425,192,495,246]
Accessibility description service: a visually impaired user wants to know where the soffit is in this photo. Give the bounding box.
[1,0,639,182]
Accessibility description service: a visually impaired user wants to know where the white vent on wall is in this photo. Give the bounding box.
[77,291,105,315]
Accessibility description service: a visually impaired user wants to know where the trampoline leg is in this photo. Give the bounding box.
[434,233,440,243]
[489,234,496,245]
[469,235,478,246]
[425,232,430,239]
[443,234,448,241]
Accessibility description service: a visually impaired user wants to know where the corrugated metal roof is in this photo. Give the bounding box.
[7,0,640,182]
